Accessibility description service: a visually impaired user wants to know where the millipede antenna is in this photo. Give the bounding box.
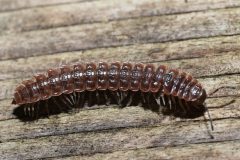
[205,103,214,131]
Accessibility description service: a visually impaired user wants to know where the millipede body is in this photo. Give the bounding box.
[12,62,209,122]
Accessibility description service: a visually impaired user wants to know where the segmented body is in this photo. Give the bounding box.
[12,62,207,120]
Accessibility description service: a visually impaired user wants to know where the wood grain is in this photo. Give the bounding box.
[61,140,240,160]
[1,0,240,34]
[0,0,239,159]
[0,0,88,12]
[1,8,240,60]
[0,34,239,80]
[0,118,239,159]
[0,95,239,141]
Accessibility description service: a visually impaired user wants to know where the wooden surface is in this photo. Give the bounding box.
[0,0,240,159]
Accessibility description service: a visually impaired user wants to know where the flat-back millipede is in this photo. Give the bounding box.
[12,62,213,130]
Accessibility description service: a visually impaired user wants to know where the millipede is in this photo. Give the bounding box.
[12,62,213,130]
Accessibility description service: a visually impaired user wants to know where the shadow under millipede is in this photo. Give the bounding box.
[12,90,206,122]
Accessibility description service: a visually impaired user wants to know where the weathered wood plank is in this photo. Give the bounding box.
[59,140,240,160]
[0,0,88,12]
[1,8,240,60]
[0,118,239,159]
[0,95,239,142]
[1,0,240,34]
[0,34,240,80]
[0,1,239,160]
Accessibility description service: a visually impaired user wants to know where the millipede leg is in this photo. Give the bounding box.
[88,91,95,107]
[141,92,152,109]
[153,92,161,106]
[102,91,109,106]
[119,91,130,107]
[72,92,77,107]
[168,96,172,111]
[146,93,151,107]
[126,92,135,107]
[159,95,165,111]
[71,91,77,108]
[161,95,166,106]
[32,104,36,118]
[141,92,146,105]
[108,90,119,105]
[130,91,141,106]
[148,93,159,113]
[177,98,187,116]
[61,95,73,109]
[67,94,75,106]
[52,97,63,112]
[28,104,33,117]
[35,101,40,119]
[164,95,170,108]
[79,92,86,108]
[96,91,100,105]
[163,95,171,114]
[170,96,177,112]
[185,100,191,110]
[45,100,50,117]
[102,90,108,105]
[30,104,34,118]
[116,91,121,105]
[121,91,129,105]
[76,92,81,107]
[119,91,124,103]
[23,104,28,117]
[27,104,31,117]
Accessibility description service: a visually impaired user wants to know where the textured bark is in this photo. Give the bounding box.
[0,0,239,159]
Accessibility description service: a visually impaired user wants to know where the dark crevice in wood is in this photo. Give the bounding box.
[207,95,240,99]
[197,72,240,79]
